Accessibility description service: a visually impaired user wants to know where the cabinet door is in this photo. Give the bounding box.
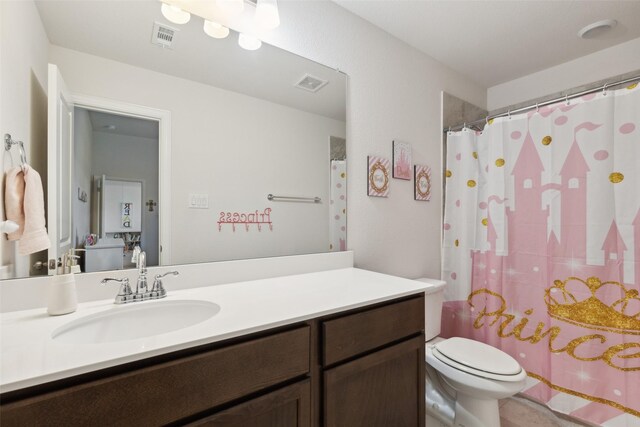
[324,336,425,427]
[188,380,311,427]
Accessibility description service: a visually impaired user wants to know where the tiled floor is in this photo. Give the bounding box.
[499,396,593,427]
[426,395,595,427]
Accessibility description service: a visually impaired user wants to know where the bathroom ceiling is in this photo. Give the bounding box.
[334,0,640,87]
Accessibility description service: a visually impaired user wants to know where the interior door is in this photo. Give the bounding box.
[47,64,74,274]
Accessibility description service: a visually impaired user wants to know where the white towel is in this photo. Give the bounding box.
[19,165,50,255]
[3,165,50,255]
[4,167,25,241]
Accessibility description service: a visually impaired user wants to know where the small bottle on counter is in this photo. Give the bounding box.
[47,252,79,316]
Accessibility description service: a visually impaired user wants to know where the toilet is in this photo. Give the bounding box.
[418,278,527,427]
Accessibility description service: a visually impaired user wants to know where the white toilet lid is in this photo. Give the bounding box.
[434,337,522,376]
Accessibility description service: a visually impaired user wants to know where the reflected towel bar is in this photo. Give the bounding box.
[267,194,321,203]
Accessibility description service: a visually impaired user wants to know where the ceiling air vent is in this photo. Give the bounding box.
[151,22,178,49]
[294,74,328,93]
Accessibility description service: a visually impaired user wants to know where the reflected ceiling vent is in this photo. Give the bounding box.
[151,22,178,48]
[295,74,328,93]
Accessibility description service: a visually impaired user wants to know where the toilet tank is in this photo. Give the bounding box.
[416,278,447,341]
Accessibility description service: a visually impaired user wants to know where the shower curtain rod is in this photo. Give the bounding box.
[444,74,640,133]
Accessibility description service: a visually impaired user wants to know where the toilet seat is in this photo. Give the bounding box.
[431,337,524,382]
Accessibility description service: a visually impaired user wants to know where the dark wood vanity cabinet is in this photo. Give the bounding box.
[0,294,425,427]
[321,296,425,427]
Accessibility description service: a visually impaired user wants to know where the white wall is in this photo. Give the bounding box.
[92,132,159,266]
[487,37,640,110]
[0,0,49,278]
[72,108,92,250]
[257,1,487,278]
[50,45,345,266]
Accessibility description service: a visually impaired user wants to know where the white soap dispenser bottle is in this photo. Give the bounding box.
[47,252,78,316]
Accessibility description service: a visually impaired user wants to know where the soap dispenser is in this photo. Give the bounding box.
[47,251,79,316]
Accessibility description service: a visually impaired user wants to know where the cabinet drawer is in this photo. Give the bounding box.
[187,380,311,427]
[1,326,310,427]
[322,295,424,366]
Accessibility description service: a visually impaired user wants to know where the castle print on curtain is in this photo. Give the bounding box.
[442,82,639,426]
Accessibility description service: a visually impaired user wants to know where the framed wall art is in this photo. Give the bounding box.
[414,164,431,201]
[392,140,412,180]
[367,156,390,197]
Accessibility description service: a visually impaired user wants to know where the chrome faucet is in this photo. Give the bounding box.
[101,250,179,304]
[101,277,133,304]
[136,251,148,295]
[151,271,179,299]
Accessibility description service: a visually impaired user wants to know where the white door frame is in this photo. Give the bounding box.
[71,93,172,266]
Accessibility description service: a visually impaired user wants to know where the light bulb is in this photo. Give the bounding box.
[216,0,244,17]
[255,0,280,30]
[238,33,262,51]
[204,20,230,39]
[161,3,191,25]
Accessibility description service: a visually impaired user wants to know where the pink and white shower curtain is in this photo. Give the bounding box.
[330,160,347,252]
[442,83,639,426]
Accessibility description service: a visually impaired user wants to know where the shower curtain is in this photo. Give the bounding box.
[442,83,639,426]
[330,160,346,251]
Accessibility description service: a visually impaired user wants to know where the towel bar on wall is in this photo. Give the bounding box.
[267,194,321,203]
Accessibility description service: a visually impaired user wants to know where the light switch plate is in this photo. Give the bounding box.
[189,193,209,209]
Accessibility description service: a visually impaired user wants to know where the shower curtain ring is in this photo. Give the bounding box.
[448,126,451,133]
[565,94,570,105]
[535,102,539,112]
[507,110,511,119]
[485,116,489,125]
[602,83,608,95]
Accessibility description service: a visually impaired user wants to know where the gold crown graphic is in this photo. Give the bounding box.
[544,277,640,335]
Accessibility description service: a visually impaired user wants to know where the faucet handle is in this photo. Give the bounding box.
[152,271,179,298]
[101,277,133,297]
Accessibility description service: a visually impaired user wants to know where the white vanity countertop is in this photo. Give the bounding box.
[0,268,432,393]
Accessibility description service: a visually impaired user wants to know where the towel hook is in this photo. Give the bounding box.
[4,134,27,167]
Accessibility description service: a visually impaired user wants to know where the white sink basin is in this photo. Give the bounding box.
[51,300,221,344]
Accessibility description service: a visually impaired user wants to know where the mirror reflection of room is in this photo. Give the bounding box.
[74,109,159,272]
[0,0,346,279]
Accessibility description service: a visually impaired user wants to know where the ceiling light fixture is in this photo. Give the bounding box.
[204,20,230,39]
[255,0,280,30]
[158,0,281,51]
[238,33,262,50]
[160,3,191,25]
[578,19,617,39]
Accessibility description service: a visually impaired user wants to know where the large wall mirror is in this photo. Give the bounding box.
[1,0,347,279]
